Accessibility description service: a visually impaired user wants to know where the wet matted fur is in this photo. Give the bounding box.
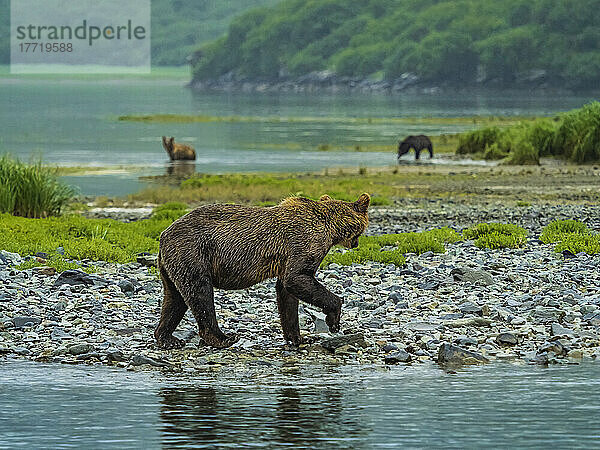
[155,193,370,349]
[162,136,196,161]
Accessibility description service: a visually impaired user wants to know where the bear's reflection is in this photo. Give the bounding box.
[165,161,196,178]
[159,385,366,447]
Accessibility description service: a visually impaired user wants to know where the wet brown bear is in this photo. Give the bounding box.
[155,193,371,349]
[162,136,196,161]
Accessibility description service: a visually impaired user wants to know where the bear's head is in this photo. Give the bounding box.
[320,193,370,249]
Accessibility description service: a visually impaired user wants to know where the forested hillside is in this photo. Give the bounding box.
[0,0,279,66]
[192,0,600,89]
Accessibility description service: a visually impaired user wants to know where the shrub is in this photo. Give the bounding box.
[456,127,502,155]
[551,102,600,163]
[463,223,527,249]
[554,234,600,255]
[539,219,589,244]
[151,202,189,221]
[322,227,460,267]
[0,155,74,218]
[456,102,600,164]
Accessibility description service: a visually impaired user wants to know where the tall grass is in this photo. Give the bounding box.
[0,156,74,218]
[455,102,600,164]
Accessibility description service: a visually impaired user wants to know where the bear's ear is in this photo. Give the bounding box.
[320,194,332,202]
[354,193,370,212]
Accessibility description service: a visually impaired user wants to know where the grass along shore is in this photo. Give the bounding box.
[130,164,600,206]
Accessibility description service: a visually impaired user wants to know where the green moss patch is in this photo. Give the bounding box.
[322,227,461,268]
[539,219,600,255]
[463,223,527,249]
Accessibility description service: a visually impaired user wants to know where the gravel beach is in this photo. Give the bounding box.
[1,203,599,371]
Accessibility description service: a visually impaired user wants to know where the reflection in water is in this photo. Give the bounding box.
[166,161,196,177]
[159,385,367,448]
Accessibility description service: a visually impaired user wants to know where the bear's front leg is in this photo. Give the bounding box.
[276,279,301,346]
[282,271,342,333]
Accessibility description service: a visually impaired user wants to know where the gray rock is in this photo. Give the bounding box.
[54,270,109,288]
[321,333,367,352]
[459,302,483,316]
[50,328,73,341]
[68,343,94,355]
[405,322,437,332]
[384,350,412,364]
[551,322,574,337]
[453,336,478,346]
[117,280,135,295]
[136,253,158,267]
[437,343,489,366]
[382,343,399,352]
[451,267,495,286]
[444,317,492,328]
[538,340,569,357]
[496,332,518,346]
[533,307,565,323]
[131,354,171,367]
[12,316,41,328]
[106,350,127,362]
[388,291,404,304]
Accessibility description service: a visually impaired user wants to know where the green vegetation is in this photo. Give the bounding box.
[539,219,600,255]
[321,227,461,268]
[135,172,394,205]
[456,102,600,164]
[0,202,193,273]
[463,223,528,249]
[554,234,600,255]
[192,0,600,89]
[539,219,589,243]
[0,156,74,218]
[0,0,279,66]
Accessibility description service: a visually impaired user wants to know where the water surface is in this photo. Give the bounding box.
[1,359,598,448]
[0,75,597,195]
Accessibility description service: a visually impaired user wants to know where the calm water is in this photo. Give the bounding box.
[0,359,599,448]
[0,75,597,195]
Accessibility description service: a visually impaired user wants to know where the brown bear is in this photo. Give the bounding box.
[398,135,433,160]
[162,136,196,161]
[155,193,371,349]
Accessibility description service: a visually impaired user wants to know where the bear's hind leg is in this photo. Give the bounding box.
[155,266,188,349]
[276,279,301,346]
[177,271,238,349]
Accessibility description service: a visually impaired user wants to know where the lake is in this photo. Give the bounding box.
[0,72,597,195]
[0,359,599,448]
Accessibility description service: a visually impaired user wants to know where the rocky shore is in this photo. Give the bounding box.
[1,204,599,372]
[189,70,560,94]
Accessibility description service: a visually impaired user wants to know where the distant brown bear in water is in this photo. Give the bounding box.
[398,135,433,160]
[155,193,371,349]
[162,136,196,161]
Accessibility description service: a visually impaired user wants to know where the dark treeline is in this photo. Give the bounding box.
[192,0,600,89]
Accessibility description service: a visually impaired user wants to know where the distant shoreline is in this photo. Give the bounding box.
[188,72,596,95]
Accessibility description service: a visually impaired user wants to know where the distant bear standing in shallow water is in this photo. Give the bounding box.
[398,135,433,160]
[162,136,196,161]
[155,193,371,349]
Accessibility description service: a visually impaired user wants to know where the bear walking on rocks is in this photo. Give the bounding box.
[155,193,371,349]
